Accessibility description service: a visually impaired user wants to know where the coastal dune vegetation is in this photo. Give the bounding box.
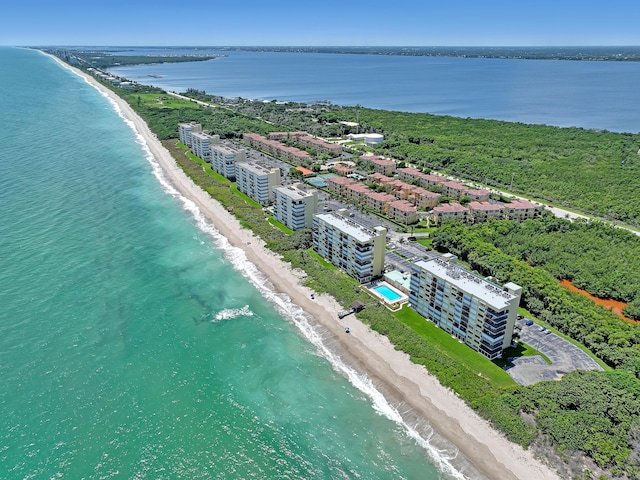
[85,68,640,478]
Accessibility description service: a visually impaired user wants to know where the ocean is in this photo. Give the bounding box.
[107,48,640,134]
[0,47,460,478]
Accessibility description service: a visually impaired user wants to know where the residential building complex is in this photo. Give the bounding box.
[235,162,281,206]
[313,213,387,283]
[431,203,469,224]
[409,255,522,359]
[272,184,318,230]
[210,144,245,180]
[178,122,202,147]
[190,131,219,161]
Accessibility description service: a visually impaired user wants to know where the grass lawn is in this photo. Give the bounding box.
[132,93,199,110]
[394,305,516,389]
[269,218,293,234]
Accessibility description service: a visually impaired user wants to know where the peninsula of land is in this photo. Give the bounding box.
[49,54,560,479]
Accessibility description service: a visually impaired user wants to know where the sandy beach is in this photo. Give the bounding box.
[52,54,559,480]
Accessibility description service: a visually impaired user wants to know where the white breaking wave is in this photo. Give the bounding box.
[213,305,254,322]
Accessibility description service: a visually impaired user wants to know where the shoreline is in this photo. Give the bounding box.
[49,53,559,480]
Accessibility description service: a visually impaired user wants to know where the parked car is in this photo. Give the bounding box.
[538,326,547,332]
[525,319,534,326]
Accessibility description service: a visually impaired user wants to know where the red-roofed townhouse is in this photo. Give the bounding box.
[465,189,491,202]
[388,200,419,224]
[431,202,469,224]
[268,132,290,141]
[327,176,356,196]
[367,172,392,185]
[346,183,372,203]
[386,180,413,200]
[420,174,447,189]
[243,133,267,150]
[468,202,505,223]
[442,181,469,199]
[332,163,354,176]
[504,200,543,220]
[412,188,441,209]
[371,159,397,176]
[285,147,312,165]
[397,167,424,184]
[365,192,396,214]
[359,154,383,164]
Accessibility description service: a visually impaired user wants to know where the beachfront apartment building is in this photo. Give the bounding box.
[210,144,245,180]
[190,131,220,161]
[409,255,522,359]
[312,213,387,283]
[272,184,318,230]
[235,162,281,206]
[179,122,202,147]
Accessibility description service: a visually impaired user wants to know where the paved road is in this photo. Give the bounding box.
[506,319,603,386]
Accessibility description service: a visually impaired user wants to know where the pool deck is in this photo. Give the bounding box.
[365,281,409,311]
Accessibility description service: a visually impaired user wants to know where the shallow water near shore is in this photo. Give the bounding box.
[0,47,469,478]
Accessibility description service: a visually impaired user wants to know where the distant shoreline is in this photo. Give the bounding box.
[40,45,640,63]
[162,45,640,62]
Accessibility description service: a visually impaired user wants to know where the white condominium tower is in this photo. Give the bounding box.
[235,162,281,206]
[272,184,318,230]
[409,254,521,359]
[312,212,386,283]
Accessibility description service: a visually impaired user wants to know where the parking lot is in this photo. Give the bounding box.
[506,318,603,386]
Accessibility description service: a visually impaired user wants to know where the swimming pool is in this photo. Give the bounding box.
[373,284,402,302]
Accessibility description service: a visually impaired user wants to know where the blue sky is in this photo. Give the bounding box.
[2,0,638,46]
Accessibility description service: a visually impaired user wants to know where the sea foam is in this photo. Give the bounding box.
[213,305,254,322]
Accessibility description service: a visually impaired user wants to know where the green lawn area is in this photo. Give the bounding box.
[394,305,516,389]
[133,93,200,110]
[269,218,293,234]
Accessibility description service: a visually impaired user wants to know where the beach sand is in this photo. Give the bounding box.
[52,54,560,480]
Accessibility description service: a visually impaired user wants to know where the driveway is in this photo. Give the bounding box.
[506,319,603,386]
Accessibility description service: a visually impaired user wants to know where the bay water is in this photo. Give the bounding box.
[108,48,640,134]
[0,47,460,478]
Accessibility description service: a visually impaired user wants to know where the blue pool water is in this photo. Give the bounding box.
[374,285,402,302]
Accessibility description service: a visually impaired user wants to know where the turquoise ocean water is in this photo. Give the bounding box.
[0,48,461,478]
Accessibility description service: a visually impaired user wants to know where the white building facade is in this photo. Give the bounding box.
[272,184,318,230]
[211,144,245,180]
[235,162,281,206]
[312,213,387,283]
[409,255,522,359]
[190,131,219,161]
[178,122,202,147]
